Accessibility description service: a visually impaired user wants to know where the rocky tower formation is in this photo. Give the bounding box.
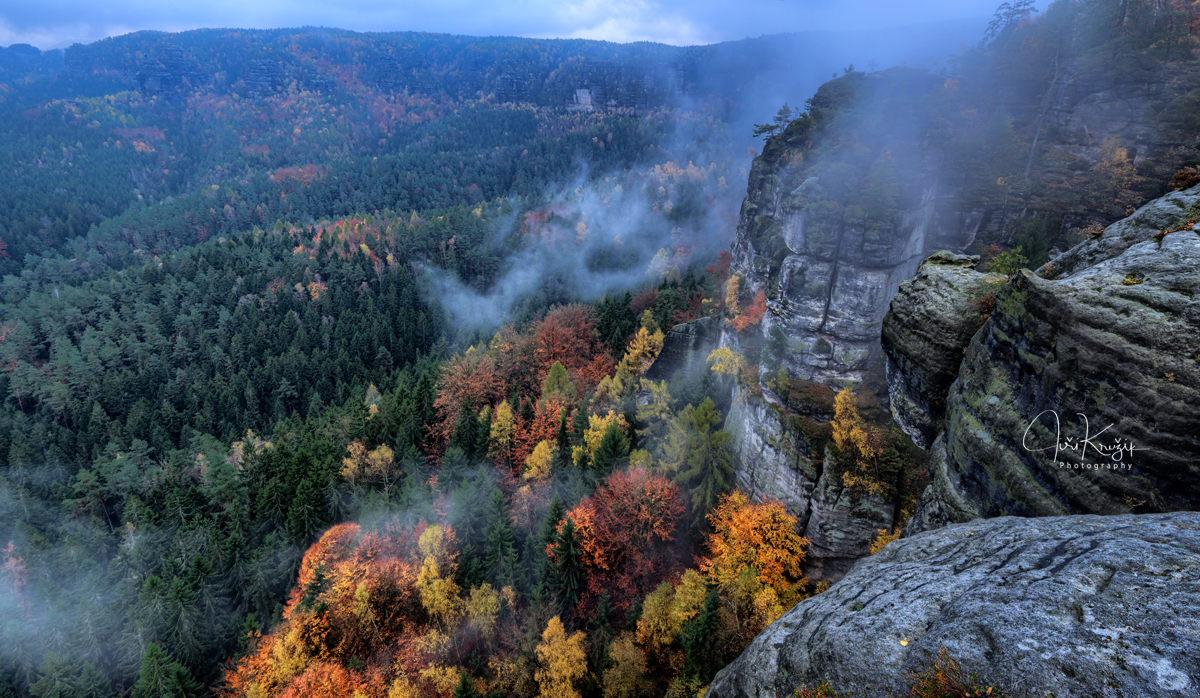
[886,186,1200,532]
[707,512,1200,698]
[721,70,981,578]
[728,69,974,385]
[136,45,208,96]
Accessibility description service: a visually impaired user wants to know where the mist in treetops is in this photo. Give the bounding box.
[7,2,1162,697]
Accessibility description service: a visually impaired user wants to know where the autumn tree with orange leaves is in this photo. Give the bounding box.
[558,470,685,619]
[700,491,809,646]
[431,349,503,450]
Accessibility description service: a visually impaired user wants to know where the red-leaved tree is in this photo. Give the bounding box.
[430,351,502,449]
[561,470,685,618]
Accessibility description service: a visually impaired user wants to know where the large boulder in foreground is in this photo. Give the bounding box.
[707,512,1200,698]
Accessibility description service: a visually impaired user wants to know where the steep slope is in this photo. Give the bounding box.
[721,3,1200,577]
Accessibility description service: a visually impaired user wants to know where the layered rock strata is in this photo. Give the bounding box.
[886,187,1200,533]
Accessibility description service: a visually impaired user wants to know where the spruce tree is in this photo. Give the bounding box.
[549,517,584,620]
[682,591,721,681]
[571,395,590,447]
[474,406,493,461]
[450,402,480,458]
[554,408,571,468]
[130,644,201,698]
[590,423,630,473]
[533,495,566,595]
[452,671,480,698]
[482,487,518,590]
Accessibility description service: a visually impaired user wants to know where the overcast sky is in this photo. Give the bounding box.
[2,0,1007,50]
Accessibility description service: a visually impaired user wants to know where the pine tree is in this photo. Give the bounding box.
[450,401,480,458]
[570,395,590,447]
[555,408,571,468]
[534,495,567,595]
[452,671,480,698]
[681,591,720,681]
[475,405,493,460]
[587,592,615,673]
[590,423,630,473]
[28,653,80,698]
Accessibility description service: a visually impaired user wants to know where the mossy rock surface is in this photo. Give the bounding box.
[888,195,1200,529]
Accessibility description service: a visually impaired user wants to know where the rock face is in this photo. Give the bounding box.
[882,252,1008,449]
[137,45,207,96]
[708,512,1200,698]
[886,187,1200,533]
[241,59,288,96]
[722,70,983,580]
[729,69,979,387]
[724,385,819,521]
[722,61,1200,585]
[642,317,721,384]
[724,386,896,580]
[802,445,895,579]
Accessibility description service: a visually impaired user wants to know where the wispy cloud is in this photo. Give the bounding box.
[2,0,1004,50]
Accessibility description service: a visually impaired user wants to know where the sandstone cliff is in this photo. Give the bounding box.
[707,512,1200,698]
[721,52,1200,577]
[886,186,1200,533]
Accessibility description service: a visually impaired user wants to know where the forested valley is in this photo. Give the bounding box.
[3,2,1200,697]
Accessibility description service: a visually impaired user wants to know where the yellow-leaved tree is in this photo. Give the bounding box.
[340,441,398,494]
[701,490,808,607]
[603,632,651,698]
[524,440,557,481]
[706,346,744,377]
[489,400,515,464]
[831,387,883,495]
[415,525,463,629]
[535,616,587,698]
[724,274,742,315]
[624,311,665,375]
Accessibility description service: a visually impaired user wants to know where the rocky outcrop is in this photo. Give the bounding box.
[886,187,1200,533]
[708,512,1200,698]
[882,252,1008,449]
[724,386,895,581]
[720,71,985,581]
[241,59,287,96]
[728,69,979,387]
[802,445,895,579]
[724,385,819,522]
[642,316,721,384]
[137,45,207,96]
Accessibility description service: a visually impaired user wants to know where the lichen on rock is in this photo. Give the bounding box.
[707,512,1200,698]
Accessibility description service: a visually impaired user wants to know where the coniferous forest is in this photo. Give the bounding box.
[3,3,1200,697]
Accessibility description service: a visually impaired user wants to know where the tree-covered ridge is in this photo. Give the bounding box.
[0,148,735,472]
[0,72,729,278]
